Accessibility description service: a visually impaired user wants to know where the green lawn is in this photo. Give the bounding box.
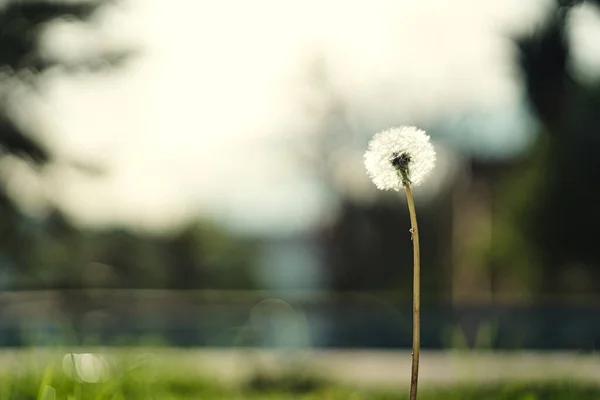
[2,350,598,399]
[14,376,600,400]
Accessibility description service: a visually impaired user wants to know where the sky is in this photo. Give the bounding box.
[7,0,588,235]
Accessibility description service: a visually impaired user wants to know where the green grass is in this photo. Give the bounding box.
[1,350,599,399]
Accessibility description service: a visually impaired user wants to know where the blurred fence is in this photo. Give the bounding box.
[0,290,599,350]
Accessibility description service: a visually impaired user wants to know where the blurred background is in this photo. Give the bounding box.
[0,0,600,383]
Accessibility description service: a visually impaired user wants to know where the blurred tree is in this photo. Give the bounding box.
[0,0,132,288]
[0,0,130,164]
[165,222,258,289]
[491,0,600,296]
[0,1,261,291]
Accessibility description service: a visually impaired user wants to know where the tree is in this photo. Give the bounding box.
[491,0,600,295]
[0,0,131,288]
[0,0,130,164]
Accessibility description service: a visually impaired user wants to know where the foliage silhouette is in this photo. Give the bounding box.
[492,0,600,294]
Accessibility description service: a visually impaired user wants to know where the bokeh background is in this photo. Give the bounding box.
[0,0,600,387]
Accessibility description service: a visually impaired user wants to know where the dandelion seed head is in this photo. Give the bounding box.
[363,126,436,190]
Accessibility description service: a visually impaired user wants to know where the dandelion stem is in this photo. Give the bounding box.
[404,183,420,400]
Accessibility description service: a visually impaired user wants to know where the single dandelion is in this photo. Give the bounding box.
[364,126,436,400]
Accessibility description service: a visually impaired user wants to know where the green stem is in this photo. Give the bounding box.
[404,183,420,400]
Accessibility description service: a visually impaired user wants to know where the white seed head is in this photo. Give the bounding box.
[363,126,436,190]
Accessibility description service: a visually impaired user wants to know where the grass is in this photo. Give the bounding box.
[1,349,599,399]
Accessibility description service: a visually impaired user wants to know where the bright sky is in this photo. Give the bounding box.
[8,0,565,234]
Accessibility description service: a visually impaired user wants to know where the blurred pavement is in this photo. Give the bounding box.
[146,349,600,389]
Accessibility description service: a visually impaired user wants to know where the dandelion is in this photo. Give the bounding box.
[363,126,436,190]
[364,126,436,400]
